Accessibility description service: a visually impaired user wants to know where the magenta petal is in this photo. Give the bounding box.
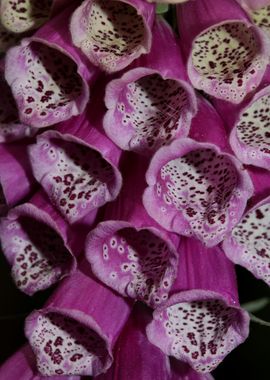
[25,266,132,377]
[170,360,215,380]
[96,303,172,380]
[0,191,77,295]
[0,141,37,208]
[178,0,270,103]
[70,0,155,73]
[143,137,253,247]
[29,125,122,224]
[147,238,250,373]
[223,194,270,285]
[4,5,96,128]
[0,344,80,380]
[104,17,197,155]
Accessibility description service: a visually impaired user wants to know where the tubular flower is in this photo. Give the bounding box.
[24,263,132,377]
[0,344,80,380]
[0,191,78,295]
[143,98,253,247]
[223,186,270,285]
[0,140,37,211]
[70,0,155,73]
[4,4,97,128]
[147,237,250,373]
[86,153,179,308]
[28,111,122,224]
[177,0,270,103]
[103,17,197,156]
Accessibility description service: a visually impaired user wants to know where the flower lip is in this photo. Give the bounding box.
[143,137,253,246]
[0,203,76,295]
[29,129,122,224]
[86,220,178,308]
[70,0,154,73]
[104,67,197,155]
[146,289,250,373]
[223,194,270,286]
[25,307,113,377]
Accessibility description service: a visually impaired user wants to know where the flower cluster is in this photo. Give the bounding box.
[0,0,269,379]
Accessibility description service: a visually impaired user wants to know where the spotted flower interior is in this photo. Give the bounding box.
[156,147,239,245]
[0,22,20,54]
[29,312,109,376]
[232,92,270,168]
[107,73,192,154]
[191,22,264,103]
[1,0,53,33]
[2,215,73,295]
[163,299,243,372]
[88,225,177,308]
[250,5,270,36]
[224,201,270,285]
[6,41,84,127]
[30,136,119,223]
[71,0,149,72]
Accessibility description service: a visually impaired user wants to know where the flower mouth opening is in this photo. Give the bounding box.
[1,0,53,34]
[32,136,119,223]
[91,225,177,308]
[29,311,109,376]
[250,6,270,34]
[10,215,74,294]
[11,41,84,127]
[158,148,238,243]
[112,73,192,153]
[230,202,270,285]
[73,0,147,72]
[235,93,270,156]
[191,21,262,102]
[164,298,244,372]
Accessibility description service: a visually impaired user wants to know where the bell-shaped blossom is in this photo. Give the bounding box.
[177,0,270,103]
[70,0,155,73]
[237,0,270,37]
[143,98,253,247]
[0,190,80,295]
[28,91,123,224]
[0,140,37,212]
[25,262,132,377]
[86,152,179,308]
[147,237,250,373]
[4,4,97,128]
[0,344,80,380]
[104,17,197,156]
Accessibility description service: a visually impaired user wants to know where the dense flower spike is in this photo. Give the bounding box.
[143,98,253,246]
[177,0,270,103]
[104,17,197,155]
[70,0,155,73]
[29,108,122,224]
[0,191,77,295]
[0,344,80,380]
[25,264,132,377]
[4,5,96,128]
[86,153,179,308]
[0,141,37,211]
[147,237,250,373]
[223,194,270,286]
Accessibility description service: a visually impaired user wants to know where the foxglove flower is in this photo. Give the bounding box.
[28,109,122,224]
[70,0,155,73]
[0,191,78,295]
[223,188,270,286]
[177,0,270,103]
[0,344,80,380]
[86,152,179,308]
[25,264,132,377]
[147,237,250,373]
[237,0,270,38]
[0,63,36,142]
[4,4,96,128]
[143,98,254,247]
[104,17,197,155]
